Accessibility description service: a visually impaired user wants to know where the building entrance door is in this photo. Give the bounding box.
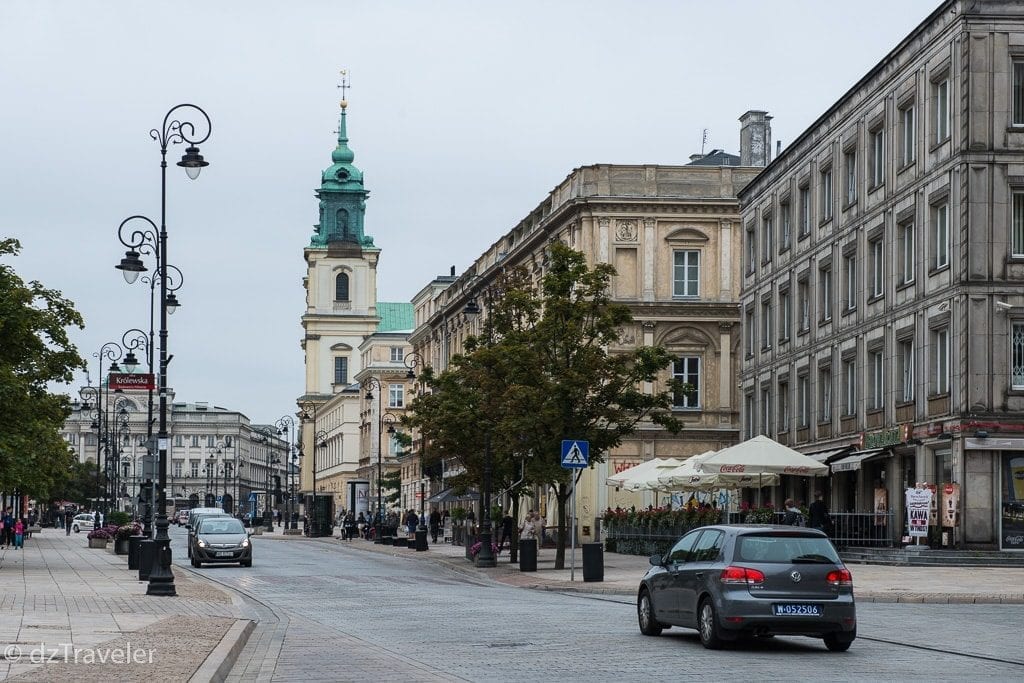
[1001,453,1024,550]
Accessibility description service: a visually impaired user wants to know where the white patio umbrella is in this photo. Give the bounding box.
[658,451,781,491]
[605,457,683,492]
[696,435,829,477]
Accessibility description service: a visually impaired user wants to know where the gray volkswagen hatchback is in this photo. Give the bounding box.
[637,524,856,651]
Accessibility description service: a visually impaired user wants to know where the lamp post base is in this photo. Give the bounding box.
[145,515,176,596]
[476,528,496,568]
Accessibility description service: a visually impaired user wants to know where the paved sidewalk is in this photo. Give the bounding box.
[0,528,254,681]
[262,527,1024,604]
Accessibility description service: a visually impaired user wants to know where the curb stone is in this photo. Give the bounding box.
[189,619,255,683]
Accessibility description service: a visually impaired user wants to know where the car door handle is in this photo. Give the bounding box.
[695,572,705,579]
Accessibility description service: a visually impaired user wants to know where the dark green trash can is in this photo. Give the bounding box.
[519,538,537,572]
[582,542,603,582]
[128,536,145,570]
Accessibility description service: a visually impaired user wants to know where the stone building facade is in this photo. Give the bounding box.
[738,0,1024,549]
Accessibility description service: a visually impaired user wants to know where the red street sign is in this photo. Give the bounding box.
[108,373,156,391]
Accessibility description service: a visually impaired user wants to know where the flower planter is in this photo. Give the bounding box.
[114,538,130,555]
[88,538,109,549]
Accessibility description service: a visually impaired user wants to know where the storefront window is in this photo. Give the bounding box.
[1003,453,1024,549]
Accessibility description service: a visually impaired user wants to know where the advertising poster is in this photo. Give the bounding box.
[348,480,369,517]
[873,488,888,526]
[1002,455,1024,550]
[941,483,960,528]
[905,487,932,538]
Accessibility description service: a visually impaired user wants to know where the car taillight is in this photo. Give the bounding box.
[826,568,853,587]
[720,566,765,585]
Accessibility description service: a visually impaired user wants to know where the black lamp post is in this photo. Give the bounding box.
[121,328,156,535]
[462,289,496,568]
[274,415,298,530]
[82,343,123,515]
[362,376,399,535]
[403,351,431,540]
[113,103,210,597]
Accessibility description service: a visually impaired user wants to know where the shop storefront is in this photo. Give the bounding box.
[1000,451,1024,550]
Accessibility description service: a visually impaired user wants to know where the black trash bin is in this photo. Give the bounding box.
[138,539,155,581]
[415,528,429,551]
[582,542,604,582]
[128,536,145,570]
[519,538,537,572]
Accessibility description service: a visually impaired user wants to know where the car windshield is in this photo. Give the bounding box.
[199,519,245,534]
[735,534,841,564]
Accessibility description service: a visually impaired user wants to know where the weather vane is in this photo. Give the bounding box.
[337,69,350,108]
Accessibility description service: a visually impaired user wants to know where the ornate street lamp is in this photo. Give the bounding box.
[462,289,496,568]
[275,415,299,531]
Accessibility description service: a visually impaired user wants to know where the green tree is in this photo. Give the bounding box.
[0,239,85,500]
[410,243,683,569]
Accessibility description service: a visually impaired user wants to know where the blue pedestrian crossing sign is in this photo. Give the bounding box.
[561,440,589,469]
[248,492,258,503]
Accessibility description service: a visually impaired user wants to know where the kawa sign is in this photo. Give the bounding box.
[108,373,156,391]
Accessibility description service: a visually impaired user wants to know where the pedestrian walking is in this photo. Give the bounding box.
[406,509,418,538]
[428,508,441,544]
[13,519,24,549]
[808,492,831,533]
[497,512,515,555]
[64,509,73,536]
[2,509,14,548]
[782,499,806,527]
[532,511,545,546]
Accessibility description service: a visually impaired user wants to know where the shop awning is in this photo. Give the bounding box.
[830,448,892,473]
[804,447,852,464]
[425,488,479,504]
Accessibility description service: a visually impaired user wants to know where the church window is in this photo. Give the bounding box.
[334,357,349,385]
[335,273,350,301]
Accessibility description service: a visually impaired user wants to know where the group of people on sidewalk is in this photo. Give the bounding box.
[0,508,26,549]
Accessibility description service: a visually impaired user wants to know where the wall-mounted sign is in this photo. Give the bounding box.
[108,373,155,391]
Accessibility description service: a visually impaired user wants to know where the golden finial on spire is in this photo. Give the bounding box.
[337,69,350,109]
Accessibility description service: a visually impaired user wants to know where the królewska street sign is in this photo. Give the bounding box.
[561,440,589,469]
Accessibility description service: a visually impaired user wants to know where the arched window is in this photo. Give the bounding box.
[335,273,350,301]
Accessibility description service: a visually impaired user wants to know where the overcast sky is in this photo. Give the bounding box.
[1,0,940,426]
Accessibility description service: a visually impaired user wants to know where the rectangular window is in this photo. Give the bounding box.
[798,375,809,428]
[843,252,857,312]
[799,186,811,236]
[870,350,884,410]
[843,359,857,416]
[821,167,833,220]
[933,202,949,269]
[762,215,773,263]
[334,357,349,385]
[390,347,404,362]
[1012,323,1024,390]
[871,128,885,187]
[820,265,832,321]
[779,290,791,342]
[1014,62,1024,126]
[932,328,950,394]
[744,393,755,439]
[190,435,199,448]
[745,307,755,356]
[1013,192,1024,257]
[870,238,884,298]
[388,384,405,409]
[844,150,857,205]
[820,368,833,422]
[190,461,199,478]
[761,299,772,350]
[780,201,791,251]
[899,221,916,283]
[746,224,756,274]
[174,435,183,448]
[778,381,789,433]
[899,339,915,401]
[760,387,771,436]
[673,250,700,297]
[207,435,215,448]
[672,356,701,409]
[900,104,916,165]
[798,279,810,332]
[935,79,950,142]
[173,461,182,478]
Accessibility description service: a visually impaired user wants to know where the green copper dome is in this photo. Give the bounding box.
[310,103,374,248]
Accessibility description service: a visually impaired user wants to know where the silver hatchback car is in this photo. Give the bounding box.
[637,524,856,651]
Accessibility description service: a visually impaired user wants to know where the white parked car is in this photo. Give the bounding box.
[71,513,96,533]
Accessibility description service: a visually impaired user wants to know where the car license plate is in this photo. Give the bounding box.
[215,551,233,557]
[772,603,821,616]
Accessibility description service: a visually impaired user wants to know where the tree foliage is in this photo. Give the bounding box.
[0,239,85,498]
[408,243,684,568]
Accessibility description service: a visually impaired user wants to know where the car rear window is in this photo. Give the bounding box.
[199,519,245,534]
[735,534,840,564]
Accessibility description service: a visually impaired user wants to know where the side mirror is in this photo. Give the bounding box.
[649,554,664,567]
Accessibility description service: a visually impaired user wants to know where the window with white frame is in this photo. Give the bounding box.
[389,433,402,456]
[821,166,833,220]
[799,185,811,237]
[746,223,756,274]
[843,252,857,312]
[760,387,771,436]
[745,307,755,356]
[844,149,857,205]
[1013,62,1024,126]
[174,435,183,447]
[334,357,348,385]
[777,381,789,433]
[673,250,700,297]
[899,220,916,283]
[820,265,832,322]
[820,367,832,422]
[780,201,791,251]
[899,338,915,401]
[762,214,773,263]
[388,384,404,408]
[870,238,884,298]
[900,104,916,165]
[798,278,810,332]
[173,461,182,478]
[390,347,404,362]
[934,78,950,143]
[869,350,884,410]
[1012,323,1024,389]
[932,327,950,394]
[744,393,755,439]
[671,356,701,409]
[207,435,215,448]
[779,289,791,343]
[191,461,199,478]
[871,127,885,187]
[932,202,949,269]
[761,299,772,350]
[191,434,200,448]
[843,358,857,416]
[1013,191,1024,257]
[798,374,809,428]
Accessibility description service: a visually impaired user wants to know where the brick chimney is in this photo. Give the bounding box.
[739,110,772,167]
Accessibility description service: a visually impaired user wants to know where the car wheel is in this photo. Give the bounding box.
[637,589,664,636]
[823,632,854,652]
[73,526,79,533]
[698,598,724,650]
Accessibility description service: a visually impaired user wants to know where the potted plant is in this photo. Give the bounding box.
[113,522,140,555]
[87,527,112,549]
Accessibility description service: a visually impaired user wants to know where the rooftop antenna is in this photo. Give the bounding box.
[701,128,709,155]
